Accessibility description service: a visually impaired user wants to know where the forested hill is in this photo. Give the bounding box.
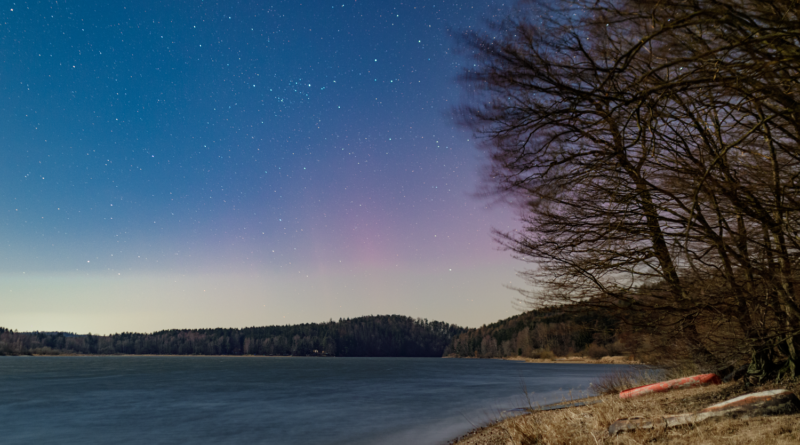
[0,316,465,357]
[446,309,624,359]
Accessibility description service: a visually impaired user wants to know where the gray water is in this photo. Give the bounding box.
[0,357,629,444]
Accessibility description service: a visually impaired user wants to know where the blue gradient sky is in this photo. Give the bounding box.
[1,0,524,334]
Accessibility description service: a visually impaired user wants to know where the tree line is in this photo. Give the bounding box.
[445,308,626,359]
[460,0,800,379]
[0,315,464,357]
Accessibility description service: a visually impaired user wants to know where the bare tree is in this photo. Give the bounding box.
[459,0,800,378]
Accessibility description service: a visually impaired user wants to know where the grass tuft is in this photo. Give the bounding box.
[589,368,662,395]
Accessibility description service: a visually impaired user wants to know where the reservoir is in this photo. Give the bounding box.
[0,356,629,444]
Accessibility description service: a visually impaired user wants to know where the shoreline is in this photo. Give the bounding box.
[448,380,800,444]
[446,395,601,445]
[16,354,639,363]
[499,355,640,365]
[14,354,309,358]
[445,354,641,366]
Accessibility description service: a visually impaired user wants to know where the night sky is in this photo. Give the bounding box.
[1,0,522,334]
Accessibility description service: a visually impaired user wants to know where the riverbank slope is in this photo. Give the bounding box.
[451,380,800,444]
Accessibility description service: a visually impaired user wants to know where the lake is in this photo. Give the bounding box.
[0,357,629,444]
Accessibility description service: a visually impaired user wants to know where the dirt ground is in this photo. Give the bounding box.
[450,380,800,445]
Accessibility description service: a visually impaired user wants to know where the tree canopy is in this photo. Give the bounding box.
[460,0,800,380]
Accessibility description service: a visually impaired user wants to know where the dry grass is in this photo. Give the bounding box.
[589,363,702,395]
[453,380,800,445]
[589,369,662,395]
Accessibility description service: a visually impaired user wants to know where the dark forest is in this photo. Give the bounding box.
[446,309,624,359]
[0,315,464,357]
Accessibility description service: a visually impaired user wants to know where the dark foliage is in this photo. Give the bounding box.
[0,316,464,357]
[446,309,625,359]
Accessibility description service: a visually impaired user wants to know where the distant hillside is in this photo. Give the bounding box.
[445,309,624,359]
[0,316,465,357]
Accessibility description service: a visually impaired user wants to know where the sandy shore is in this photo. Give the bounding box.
[498,355,640,365]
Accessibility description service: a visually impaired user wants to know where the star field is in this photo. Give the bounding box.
[1,0,521,333]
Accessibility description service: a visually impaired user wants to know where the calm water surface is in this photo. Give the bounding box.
[0,357,629,444]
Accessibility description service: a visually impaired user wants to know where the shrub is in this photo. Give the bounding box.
[582,343,610,360]
[531,348,556,360]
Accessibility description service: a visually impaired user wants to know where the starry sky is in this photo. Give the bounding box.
[1,0,523,334]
